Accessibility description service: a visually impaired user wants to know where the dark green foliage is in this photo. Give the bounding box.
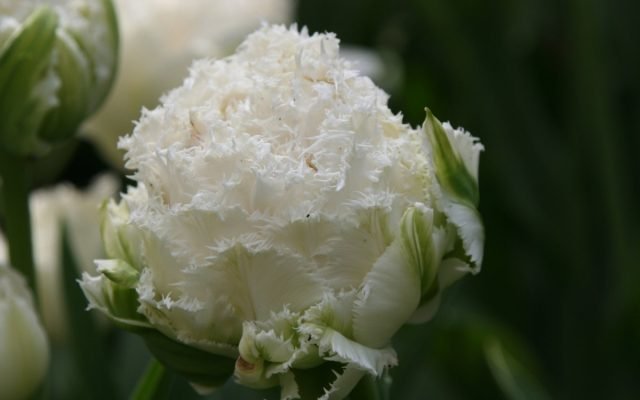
[297,0,640,398]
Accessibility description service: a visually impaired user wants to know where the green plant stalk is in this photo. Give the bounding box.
[130,359,169,400]
[0,150,36,292]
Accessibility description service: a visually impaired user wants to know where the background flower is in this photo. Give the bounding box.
[0,265,49,400]
[83,0,292,167]
[0,0,118,155]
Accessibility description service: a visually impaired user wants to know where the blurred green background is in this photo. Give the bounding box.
[37,0,640,398]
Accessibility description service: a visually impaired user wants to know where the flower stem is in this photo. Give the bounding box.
[0,150,36,291]
[130,359,168,400]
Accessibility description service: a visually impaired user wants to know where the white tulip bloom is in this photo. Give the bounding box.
[81,25,484,399]
[83,0,292,167]
[0,174,119,341]
[0,265,50,400]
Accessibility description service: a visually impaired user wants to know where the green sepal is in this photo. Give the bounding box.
[0,6,58,155]
[140,329,236,391]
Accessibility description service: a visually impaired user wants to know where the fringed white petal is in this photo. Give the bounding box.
[352,234,421,348]
[311,327,397,376]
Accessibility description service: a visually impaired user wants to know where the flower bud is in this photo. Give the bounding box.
[81,25,485,399]
[0,0,118,156]
[0,265,50,400]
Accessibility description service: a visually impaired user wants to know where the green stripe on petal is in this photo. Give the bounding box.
[423,109,485,270]
[352,208,424,348]
[400,206,448,297]
[423,108,481,206]
[99,199,143,270]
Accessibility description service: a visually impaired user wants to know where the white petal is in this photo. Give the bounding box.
[445,202,484,269]
[279,371,300,400]
[441,121,484,183]
[303,325,397,376]
[409,257,469,324]
[78,273,151,329]
[319,365,366,400]
[352,226,421,348]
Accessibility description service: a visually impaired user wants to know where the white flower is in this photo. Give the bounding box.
[0,0,118,155]
[81,25,484,399]
[83,0,292,167]
[0,265,50,400]
[0,174,119,341]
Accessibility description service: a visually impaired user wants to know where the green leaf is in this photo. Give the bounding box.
[484,338,551,400]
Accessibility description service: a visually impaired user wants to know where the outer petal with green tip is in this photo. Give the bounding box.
[423,109,485,270]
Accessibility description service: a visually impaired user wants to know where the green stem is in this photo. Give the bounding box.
[130,359,168,400]
[0,150,36,291]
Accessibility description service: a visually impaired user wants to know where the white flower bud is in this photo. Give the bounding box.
[0,265,50,400]
[81,25,485,399]
[0,0,118,155]
[83,0,292,168]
